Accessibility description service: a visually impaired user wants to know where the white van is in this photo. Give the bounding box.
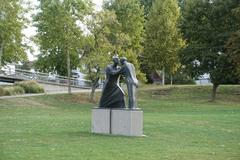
[72,70,86,87]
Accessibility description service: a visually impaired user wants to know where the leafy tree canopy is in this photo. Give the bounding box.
[180,0,240,100]
[225,30,240,78]
[82,10,119,101]
[103,0,145,81]
[34,0,91,76]
[144,0,184,74]
[0,0,27,66]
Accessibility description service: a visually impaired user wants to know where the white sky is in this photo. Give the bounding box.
[23,0,103,61]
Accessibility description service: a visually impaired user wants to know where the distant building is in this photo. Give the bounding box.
[150,72,162,84]
[195,74,212,85]
[1,64,16,75]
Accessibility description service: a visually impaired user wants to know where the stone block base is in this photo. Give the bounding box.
[91,108,143,136]
[91,108,110,134]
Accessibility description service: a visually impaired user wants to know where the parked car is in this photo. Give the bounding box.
[71,70,86,87]
[48,72,56,82]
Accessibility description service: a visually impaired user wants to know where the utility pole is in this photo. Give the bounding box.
[0,41,3,68]
[67,51,71,94]
[162,67,165,85]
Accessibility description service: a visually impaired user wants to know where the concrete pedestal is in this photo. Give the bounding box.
[91,108,110,134]
[111,109,143,136]
[91,108,143,136]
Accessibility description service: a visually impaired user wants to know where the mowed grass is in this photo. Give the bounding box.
[0,85,240,160]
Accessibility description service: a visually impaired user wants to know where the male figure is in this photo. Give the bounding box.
[120,57,138,109]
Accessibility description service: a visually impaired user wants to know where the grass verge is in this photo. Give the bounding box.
[0,85,239,160]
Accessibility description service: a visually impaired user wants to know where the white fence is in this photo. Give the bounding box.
[1,69,93,88]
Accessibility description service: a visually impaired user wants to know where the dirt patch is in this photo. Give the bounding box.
[55,93,100,104]
[151,89,171,95]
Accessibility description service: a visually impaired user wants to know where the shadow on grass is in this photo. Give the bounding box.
[61,130,145,139]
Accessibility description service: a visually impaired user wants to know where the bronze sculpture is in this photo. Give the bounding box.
[99,56,125,108]
[119,57,138,109]
[99,56,138,109]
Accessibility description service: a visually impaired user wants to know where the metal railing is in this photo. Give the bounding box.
[0,69,93,88]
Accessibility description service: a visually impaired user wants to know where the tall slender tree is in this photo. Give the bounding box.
[144,0,184,85]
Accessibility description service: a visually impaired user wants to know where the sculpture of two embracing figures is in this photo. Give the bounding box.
[99,55,139,109]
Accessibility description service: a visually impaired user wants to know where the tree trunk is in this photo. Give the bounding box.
[0,41,4,68]
[170,74,173,85]
[67,51,71,94]
[90,77,100,102]
[90,85,96,102]
[162,67,165,85]
[211,83,219,101]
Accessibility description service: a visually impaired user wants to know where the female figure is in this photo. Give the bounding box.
[99,56,125,108]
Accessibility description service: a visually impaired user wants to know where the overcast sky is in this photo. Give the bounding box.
[23,0,103,61]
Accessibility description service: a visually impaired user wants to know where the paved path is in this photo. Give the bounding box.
[39,83,92,94]
[0,82,13,85]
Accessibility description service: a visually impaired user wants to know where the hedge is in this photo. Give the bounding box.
[15,81,44,93]
[0,81,44,96]
[3,86,25,96]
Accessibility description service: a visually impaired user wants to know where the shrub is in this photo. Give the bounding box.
[15,81,44,93]
[165,72,196,85]
[0,87,4,96]
[3,86,25,96]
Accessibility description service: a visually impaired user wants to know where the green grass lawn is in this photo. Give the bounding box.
[0,85,240,160]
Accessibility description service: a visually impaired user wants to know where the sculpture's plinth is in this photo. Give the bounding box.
[91,108,143,136]
[92,108,110,134]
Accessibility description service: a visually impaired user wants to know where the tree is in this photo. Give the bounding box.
[165,67,196,85]
[34,0,91,94]
[139,0,153,17]
[104,0,145,81]
[225,31,240,77]
[144,0,184,85]
[0,0,27,67]
[34,0,91,76]
[180,0,240,101]
[83,10,117,101]
[139,0,185,18]
[225,6,240,77]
